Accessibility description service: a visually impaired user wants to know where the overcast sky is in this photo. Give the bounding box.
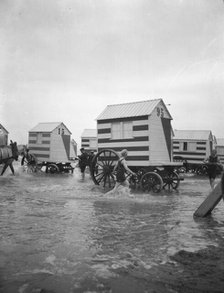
[1,0,224,145]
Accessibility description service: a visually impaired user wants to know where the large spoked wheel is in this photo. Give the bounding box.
[196,164,208,176]
[129,168,146,189]
[47,163,60,174]
[140,172,163,193]
[163,171,180,190]
[90,149,119,189]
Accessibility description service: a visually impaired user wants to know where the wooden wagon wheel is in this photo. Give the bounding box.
[140,172,163,193]
[22,158,37,173]
[196,164,208,176]
[47,163,60,174]
[163,170,180,190]
[129,168,146,189]
[90,149,119,189]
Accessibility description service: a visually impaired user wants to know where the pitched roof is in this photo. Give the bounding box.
[81,129,97,138]
[216,138,224,146]
[96,99,171,120]
[0,124,9,134]
[174,130,212,140]
[29,122,72,134]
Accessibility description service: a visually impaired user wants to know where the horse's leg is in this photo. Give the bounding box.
[1,159,14,176]
[9,163,15,175]
[1,163,8,176]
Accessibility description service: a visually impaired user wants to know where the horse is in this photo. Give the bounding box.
[0,140,19,176]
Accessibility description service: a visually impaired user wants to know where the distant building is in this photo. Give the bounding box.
[0,124,9,146]
[215,138,224,164]
[173,130,213,165]
[96,98,173,166]
[81,129,97,152]
[28,122,72,162]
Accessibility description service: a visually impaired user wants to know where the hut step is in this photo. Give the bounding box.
[194,176,224,217]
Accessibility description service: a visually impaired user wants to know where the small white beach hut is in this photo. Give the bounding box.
[215,138,224,164]
[0,124,8,146]
[28,122,72,162]
[173,129,213,165]
[81,129,97,152]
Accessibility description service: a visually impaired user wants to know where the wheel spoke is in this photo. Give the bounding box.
[103,174,108,187]
[95,170,105,178]
[163,171,180,190]
[96,173,106,184]
[171,182,177,189]
[90,149,119,188]
[95,161,104,168]
[140,172,163,193]
[163,182,168,188]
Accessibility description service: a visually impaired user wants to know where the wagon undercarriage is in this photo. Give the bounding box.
[22,159,74,174]
[90,149,184,193]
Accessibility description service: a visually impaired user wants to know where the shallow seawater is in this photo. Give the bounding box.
[0,162,224,293]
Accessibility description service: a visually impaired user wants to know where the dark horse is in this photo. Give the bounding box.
[0,140,19,176]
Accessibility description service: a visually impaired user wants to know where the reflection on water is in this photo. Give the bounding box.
[0,165,224,292]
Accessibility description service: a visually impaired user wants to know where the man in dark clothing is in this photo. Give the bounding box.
[204,149,222,189]
[88,151,95,168]
[78,148,89,180]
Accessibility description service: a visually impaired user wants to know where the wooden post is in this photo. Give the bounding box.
[193,173,224,217]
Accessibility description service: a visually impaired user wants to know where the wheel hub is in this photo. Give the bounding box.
[103,165,111,175]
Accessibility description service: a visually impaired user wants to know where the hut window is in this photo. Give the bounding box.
[37,133,42,144]
[123,121,132,138]
[183,142,188,151]
[58,128,60,135]
[62,128,64,135]
[111,121,133,139]
[188,142,195,151]
[111,122,121,139]
[89,139,97,148]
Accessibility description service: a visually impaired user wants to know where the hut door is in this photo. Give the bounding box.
[161,118,171,160]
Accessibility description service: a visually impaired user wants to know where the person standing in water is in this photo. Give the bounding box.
[106,149,136,196]
[204,149,222,190]
[78,148,89,180]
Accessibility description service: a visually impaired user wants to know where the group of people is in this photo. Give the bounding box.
[22,145,223,193]
[77,147,136,196]
[78,146,223,193]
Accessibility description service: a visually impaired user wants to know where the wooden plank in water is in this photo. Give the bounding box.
[194,177,224,217]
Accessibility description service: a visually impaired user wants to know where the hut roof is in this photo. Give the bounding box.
[216,138,224,146]
[174,130,213,141]
[29,122,72,134]
[0,124,9,134]
[96,99,172,120]
[81,129,97,138]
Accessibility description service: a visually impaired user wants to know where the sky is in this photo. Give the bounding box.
[1,0,224,146]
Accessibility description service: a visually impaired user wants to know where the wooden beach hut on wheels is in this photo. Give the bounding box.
[0,124,9,146]
[173,129,214,174]
[90,98,184,192]
[26,122,74,173]
[96,98,173,166]
[215,138,224,165]
[81,129,97,153]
